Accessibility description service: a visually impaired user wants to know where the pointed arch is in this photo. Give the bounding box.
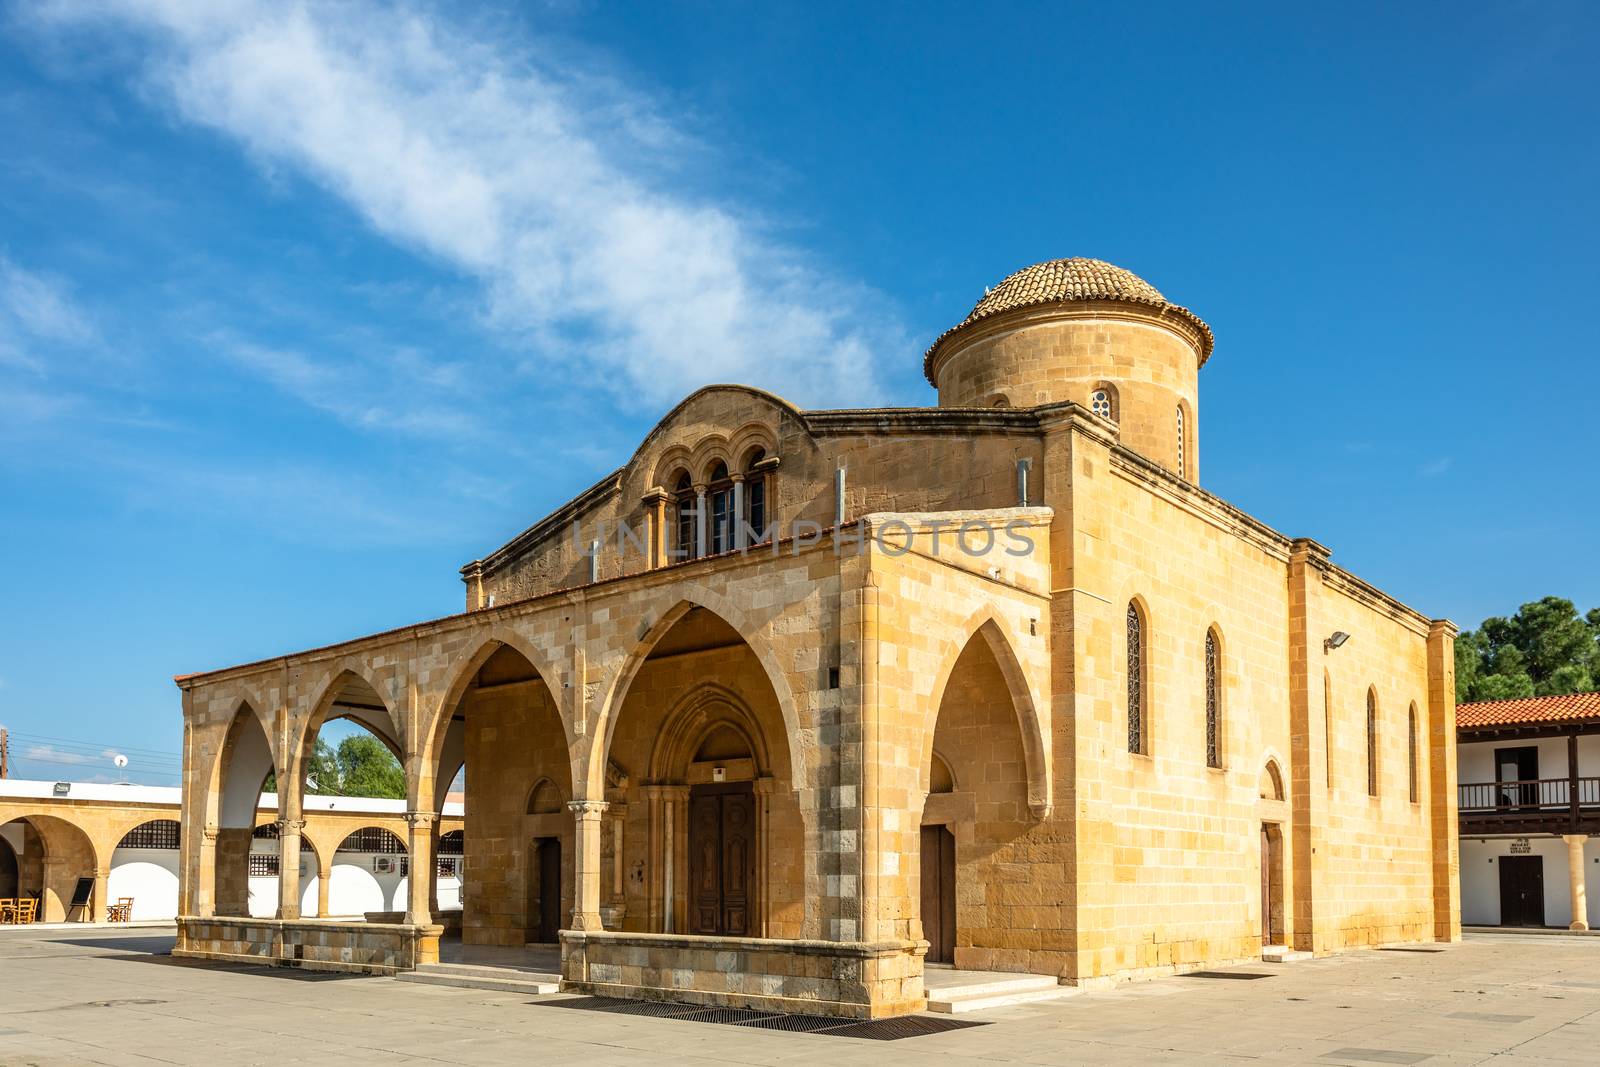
[923,606,1051,818]
[294,664,406,787]
[215,700,278,829]
[421,628,570,812]
[646,682,774,782]
[593,589,803,799]
[1260,757,1285,802]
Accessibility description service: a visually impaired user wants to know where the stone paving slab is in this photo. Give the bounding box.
[3,928,1600,1064]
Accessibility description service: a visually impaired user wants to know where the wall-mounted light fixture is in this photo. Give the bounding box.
[1324,631,1351,652]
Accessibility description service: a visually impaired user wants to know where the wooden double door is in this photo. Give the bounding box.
[688,782,757,936]
[1498,855,1545,927]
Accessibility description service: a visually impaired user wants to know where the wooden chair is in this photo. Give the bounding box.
[107,897,134,923]
[15,898,38,924]
[0,898,14,924]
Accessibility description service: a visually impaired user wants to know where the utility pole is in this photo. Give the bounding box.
[0,727,9,779]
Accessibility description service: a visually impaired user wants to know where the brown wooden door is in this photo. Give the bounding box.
[921,824,956,963]
[534,838,561,943]
[1260,826,1273,943]
[1498,855,1544,927]
[688,783,757,936]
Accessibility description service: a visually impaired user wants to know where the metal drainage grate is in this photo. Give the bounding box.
[530,997,990,1040]
[1185,971,1275,980]
[823,1016,987,1041]
[540,996,693,1017]
[673,1007,779,1025]
[736,1013,857,1032]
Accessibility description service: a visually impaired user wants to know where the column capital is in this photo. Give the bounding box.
[405,811,437,829]
[275,819,307,835]
[202,825,220,843]
[568,799,609,819]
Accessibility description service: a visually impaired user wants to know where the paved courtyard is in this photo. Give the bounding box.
[2,927,1598,1065]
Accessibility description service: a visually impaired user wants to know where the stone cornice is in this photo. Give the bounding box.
[924,300,1212,387]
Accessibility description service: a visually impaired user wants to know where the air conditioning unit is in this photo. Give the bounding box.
[373,856,396,874]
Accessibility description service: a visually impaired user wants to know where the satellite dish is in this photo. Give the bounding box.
[113,753,129,769]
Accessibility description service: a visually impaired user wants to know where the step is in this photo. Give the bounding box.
[397,963,561,995]
[924,972,1060,1000]
[927,984,1079,1014]
[1261,946,1313,963]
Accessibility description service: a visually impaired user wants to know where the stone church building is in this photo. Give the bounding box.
[174,258,1460,1018]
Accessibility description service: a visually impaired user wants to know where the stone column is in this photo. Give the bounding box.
[196,826,219,918]
[316,851,333,919]
[404,811,436,926]
[213,827,254,917]
[568,800,608,931]
[643,487,668,568]
[93,866,111,923]
[1565,834,1589,931]
[276,819,306,920]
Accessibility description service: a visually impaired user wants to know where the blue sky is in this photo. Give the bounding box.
[1,1,1596,786]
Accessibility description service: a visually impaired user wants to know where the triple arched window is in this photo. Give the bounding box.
[671,449,773,562]
[1091,384,1118,421]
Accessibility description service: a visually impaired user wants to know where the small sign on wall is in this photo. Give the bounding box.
[1509,838,1531,854]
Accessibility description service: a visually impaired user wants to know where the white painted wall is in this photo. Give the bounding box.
[1459,735,1600,784]
[1459,836,1600,928]
[107,848,180,921]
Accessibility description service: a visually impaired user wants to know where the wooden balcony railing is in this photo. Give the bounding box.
[1458,777,1600,832]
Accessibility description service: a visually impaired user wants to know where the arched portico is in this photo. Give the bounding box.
[424,637,572,945]
[602,603,806,940]
[0,815,99,922]
[916,619,1045,970]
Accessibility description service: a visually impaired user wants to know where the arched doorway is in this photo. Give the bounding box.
[920,621,1037,968]
[605,604,802,939]
[110,819,181,921]
[1259,760,1287,949]
[431,640,570,946]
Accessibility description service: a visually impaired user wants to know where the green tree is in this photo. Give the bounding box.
[260,735,404,799]
[1456,596,1600,702]
[331,734,406,799]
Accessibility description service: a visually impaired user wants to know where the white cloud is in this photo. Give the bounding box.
[1418,457,1453,478]
[0,253,95,372]
[21,744,118,766]
[32,1,901,410]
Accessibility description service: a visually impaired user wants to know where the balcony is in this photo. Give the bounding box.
[1458,777,1600,836]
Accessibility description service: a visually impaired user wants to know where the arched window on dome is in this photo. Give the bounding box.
[1090,384,1118,422]
[673,472,698,561]
[1176,405,1187,479]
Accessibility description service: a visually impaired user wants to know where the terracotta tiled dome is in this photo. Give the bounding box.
[924,258,1213,382]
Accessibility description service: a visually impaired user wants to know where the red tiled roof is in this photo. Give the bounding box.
[1457,691,1600,729]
